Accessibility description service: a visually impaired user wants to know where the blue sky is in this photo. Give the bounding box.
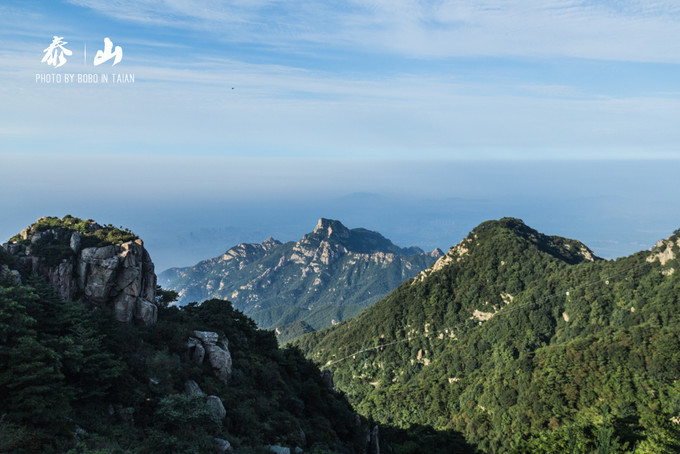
[1,1,680,269]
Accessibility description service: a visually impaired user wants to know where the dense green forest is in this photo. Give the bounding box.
[296,218,680,453]
[0,276,366,453]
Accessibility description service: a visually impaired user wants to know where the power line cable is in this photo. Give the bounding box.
[324,259,652,367]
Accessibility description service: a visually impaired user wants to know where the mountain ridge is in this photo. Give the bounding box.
[159,218,442,332]
[295,218,680,453]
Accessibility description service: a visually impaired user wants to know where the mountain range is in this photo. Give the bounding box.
[159,218,442,333]
[4,215,680,453]
[296,217,680,453]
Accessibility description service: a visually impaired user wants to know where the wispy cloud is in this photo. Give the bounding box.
[2,1,679,160]
[65,0,680,62]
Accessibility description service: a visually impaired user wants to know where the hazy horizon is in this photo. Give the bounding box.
[2,157,678,271]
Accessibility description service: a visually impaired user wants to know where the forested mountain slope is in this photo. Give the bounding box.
[296,218,680,453]
[0,217,374,453]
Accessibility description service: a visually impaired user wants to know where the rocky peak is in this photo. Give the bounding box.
[313,218,351,239]
[3,216,158,326]
[159,218,442,329]
[305,218,420,256]
[261,237,282,249]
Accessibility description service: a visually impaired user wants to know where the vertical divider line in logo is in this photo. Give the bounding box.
[84,43,87,65]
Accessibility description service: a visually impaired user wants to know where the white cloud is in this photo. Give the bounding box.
[64,0,680,62]
[1,1,679,160]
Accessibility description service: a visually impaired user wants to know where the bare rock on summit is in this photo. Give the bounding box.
[4,217,158,326]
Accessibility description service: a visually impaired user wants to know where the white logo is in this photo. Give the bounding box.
[94,37,123,66]
[37,36,133,85]
[41,36,72,68]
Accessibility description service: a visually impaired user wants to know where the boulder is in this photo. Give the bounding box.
[191,331,233,383]
[184,379,205,397]
[206,395,227,420]
[205,343,232,383]
[213,438,233,453]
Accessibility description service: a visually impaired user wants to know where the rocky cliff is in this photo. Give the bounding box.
[2,216,158,325]
[159,218,442,332]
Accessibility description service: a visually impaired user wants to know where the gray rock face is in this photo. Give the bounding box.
[79,240,156,324]
[135,298,158,326]
[206,395,227,420]
[6,224,158,326]
[206,343,232,383]
[48,261,76,302]
[70,232,82,254]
